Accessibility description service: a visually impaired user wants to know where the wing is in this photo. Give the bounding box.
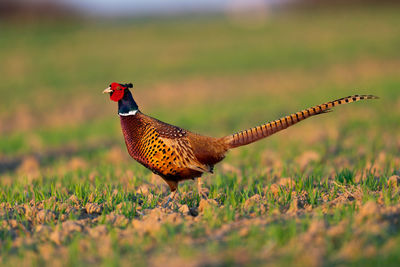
[158,136,211,174]
[141,115,211,177]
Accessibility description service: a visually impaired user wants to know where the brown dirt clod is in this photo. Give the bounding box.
[198,199,218,212]
[387,175,400,188]
[85,203,102,215]
[36,210,56,224]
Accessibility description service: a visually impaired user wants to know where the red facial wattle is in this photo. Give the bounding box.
[110,89,125,102]
[109,83,126,102]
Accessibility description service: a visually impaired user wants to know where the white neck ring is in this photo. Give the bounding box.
[118,110,138,116]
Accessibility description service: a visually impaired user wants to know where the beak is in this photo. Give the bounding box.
[103,87,112,94]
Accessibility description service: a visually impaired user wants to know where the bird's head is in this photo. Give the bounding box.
[103,82,133,102]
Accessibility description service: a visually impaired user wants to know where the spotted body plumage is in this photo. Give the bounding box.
[104,82,377,193]
[120,112,226,190]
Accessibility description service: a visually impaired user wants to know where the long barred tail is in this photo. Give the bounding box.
[223,95,378,149]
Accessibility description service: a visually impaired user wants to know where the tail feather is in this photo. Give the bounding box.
[223,94,378,149]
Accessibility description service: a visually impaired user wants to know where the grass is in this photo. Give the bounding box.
[1,5,400,267]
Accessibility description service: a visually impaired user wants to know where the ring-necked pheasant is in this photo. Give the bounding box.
[103,82,377,199]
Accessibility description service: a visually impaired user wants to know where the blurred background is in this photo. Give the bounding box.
[1,1,400,265]
[0,0,399,171]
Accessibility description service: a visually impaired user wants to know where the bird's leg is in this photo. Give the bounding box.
[197,177,209,199]
[162,180,179,208]
[167,189,178,202]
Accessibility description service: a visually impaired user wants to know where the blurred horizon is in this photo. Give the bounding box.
[1,0,399,19]
[63,0,288,16]
[1,0,288,19]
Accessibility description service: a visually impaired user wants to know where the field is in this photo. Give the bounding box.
[1,5,400,266]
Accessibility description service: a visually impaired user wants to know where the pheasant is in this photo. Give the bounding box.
[103,82,377,199]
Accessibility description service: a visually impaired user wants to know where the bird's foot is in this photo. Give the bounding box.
[198,188,209,200]
[162,190,179,209]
